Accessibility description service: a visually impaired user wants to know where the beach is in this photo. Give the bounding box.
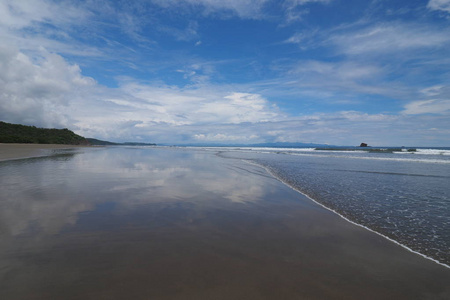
[0,143,89,162]
[0,145,449,299]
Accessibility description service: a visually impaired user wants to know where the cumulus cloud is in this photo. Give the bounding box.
[115,83,281,125]
[0,46,95,127]
[0,44,282,143]
[1,0,449,146]
[199,92,280,123]
[97,88,279,143]
[15,72,282,143]
[2,43,447,146]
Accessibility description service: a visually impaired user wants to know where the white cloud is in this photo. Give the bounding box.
[193,133,258,141]
[282,0,333,24]
[151,0,270,19]
[284,29,320,47]
[2,44,447,146]
[0,0,106,58]
[420,85,446,97]
[403,99,450,115]
[0,46,95,128]
[1,0,449,146]
[0,0,90,29]
[0,1,287,140]
[291,60,382,80]
[284,0,333,9]
[403,84,450,115]
[0,46,280,142]
[69,85,284,143]
[287,0,332,4]
[329,23,450,56]
[281,60,397,99]
[279,21,450,113]
[428,0,450,13]
[159,21,199,41]
[238,112,449,146]
[109,85,281,125]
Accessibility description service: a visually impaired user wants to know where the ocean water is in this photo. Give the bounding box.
[215,147,450,267]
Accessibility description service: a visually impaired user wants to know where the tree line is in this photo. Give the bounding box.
[0,121,89,145]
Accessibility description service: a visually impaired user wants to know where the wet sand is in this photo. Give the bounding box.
[0,147,449,299]
[0,143,89,161]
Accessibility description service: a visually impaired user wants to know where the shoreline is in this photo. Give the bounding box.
[2,145,449,269]
[1,145,449,299]
[0,143,91,162]
[248,160,450,269]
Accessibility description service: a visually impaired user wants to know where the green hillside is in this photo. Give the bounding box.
[85,139,156,146]
[0,121,89,145]
[86,138,119,145]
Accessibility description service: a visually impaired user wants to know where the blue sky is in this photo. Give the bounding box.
[1,0,449,146]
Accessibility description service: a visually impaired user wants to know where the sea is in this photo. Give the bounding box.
[208,146,450,267]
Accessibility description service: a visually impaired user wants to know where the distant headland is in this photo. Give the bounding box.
[0,121,155,146]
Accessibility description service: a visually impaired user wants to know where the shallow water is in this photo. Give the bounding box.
[218,148,450,266]
[0,147,273,238]
[1,146,449,299]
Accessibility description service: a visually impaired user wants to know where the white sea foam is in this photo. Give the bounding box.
[198,146,450,158]
[243,147,317,152]
[209,147,450,164]
[415,149,450,156]
[286,152,450,164]
[393,149,450,156]
[199,147,317,153]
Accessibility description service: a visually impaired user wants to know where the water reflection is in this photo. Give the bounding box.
[2,147,450,300]
[0,147,269,237]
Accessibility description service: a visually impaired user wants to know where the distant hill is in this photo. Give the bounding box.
[122,142,156,146]
[86,138,119,146]
[86,138,156,146]
[0,121,88,145]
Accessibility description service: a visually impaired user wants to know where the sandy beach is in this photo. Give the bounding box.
[0,146,449,299]
[0,143,90,161]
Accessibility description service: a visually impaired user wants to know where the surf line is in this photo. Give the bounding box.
[243,159,450,270]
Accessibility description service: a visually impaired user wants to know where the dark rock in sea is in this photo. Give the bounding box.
[359,143,368,147]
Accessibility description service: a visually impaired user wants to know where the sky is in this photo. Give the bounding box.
[0,0,449,146]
